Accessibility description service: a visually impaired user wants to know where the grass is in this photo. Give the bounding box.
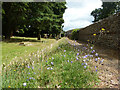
[1,36,56,64]
[2,37,104,88]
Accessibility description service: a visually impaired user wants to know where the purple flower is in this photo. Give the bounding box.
[90,47,93,49]
[64,50,66,52]
[32,67,34,69]
[46,61,47,62]
[82,63,84,65]
[71,61,73,63]
[52,57,54,59]
[84,66,86,68]
[95,53,98,56]
[85,63,87,66]
[64,55,65,57]
[27,79,29,81]
[78,49,79,51]
[98,57,100,59]
[47,67,50,70]
[76,57,79,60]
[23,83,26,86]
[99,59,104,64]
[51,62,53,65]
[91,50,95,53]
[67,60,69,62]
[96,69,97,72]
[95,66,97,69]
[50,67,53,70]
[95,58,98,62]
[77,53,79,56]
[83,60,85,62]
[28,73,30,74]
[90,55,93,57]
[29,77,31,80]
[27,66,30,68]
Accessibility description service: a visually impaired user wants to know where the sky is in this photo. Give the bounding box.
[63,0,102,31]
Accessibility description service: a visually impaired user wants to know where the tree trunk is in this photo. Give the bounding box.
[37,31,41,40]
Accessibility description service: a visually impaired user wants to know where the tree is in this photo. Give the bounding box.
[2,2,66,40]
[2,2,29,40]
[91,2,119,22]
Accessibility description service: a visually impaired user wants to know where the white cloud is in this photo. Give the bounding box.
[63,0,102,31]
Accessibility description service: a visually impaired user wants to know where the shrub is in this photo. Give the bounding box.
[71,29,79,40]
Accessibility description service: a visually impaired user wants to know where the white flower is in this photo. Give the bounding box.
[23,83,26,86]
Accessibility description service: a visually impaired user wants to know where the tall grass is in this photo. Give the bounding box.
[2,37,104,88]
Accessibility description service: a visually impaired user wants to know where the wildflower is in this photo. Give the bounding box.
[27,66,30,68]
[90,47,93,49]
[98,57,100,59]
[23,83,27,86]
[77,53,79,56]
[85,63,87,66]
[95,58,98,62]
[87,59,89,61]
[71,61,73,63]
[84,66,86,68]
[95,66,97,69]
[90,55,93,57]
[67,60,69,62]
[8,86,11,88]
[51,62,53,65]
[27,79,29,81]
[96,69,97,72]
[76,57,79,60]
[32,67,34,69]
[47,67,50,70]
[52,57,54,59]
[99,59,104,64]
[29,77,31,80]
[93,34,96,36]
[28,73,30,74]
[46,61,47,62]
[64,50,66,52]
[83,60,85,62]
[50,67,53,70]
[95,53,98,56]
[101,28,105,31]
[64,55,65,57]
[82,63,84,65]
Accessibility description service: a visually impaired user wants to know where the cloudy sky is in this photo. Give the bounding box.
[63,0,102,31]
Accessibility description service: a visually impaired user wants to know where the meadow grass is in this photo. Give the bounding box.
[2,37,104,88]
[1,36,56,64]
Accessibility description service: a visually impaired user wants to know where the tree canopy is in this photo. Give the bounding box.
[2,2,66,40]
[91,1,120,22]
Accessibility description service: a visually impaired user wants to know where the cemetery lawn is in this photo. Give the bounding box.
[1,36,56,65]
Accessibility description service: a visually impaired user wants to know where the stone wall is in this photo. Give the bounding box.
[78,13,120,50]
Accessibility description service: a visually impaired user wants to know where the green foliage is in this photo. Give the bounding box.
[2,2,66,40]
[2,37,100,88]
[91,2,120,22]
[71,29,79,40]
